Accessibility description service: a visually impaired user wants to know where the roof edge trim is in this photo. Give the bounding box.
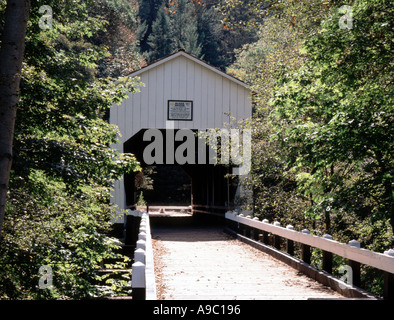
[128,50,249,89]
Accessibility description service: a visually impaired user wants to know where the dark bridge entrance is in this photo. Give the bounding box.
[109,51,252,225]
[123,129,239,218]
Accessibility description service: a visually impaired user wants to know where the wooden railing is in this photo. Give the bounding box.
[225,211,394,300]
[192,204,229,216]
[129,211,156,300]
[136,205,192,214]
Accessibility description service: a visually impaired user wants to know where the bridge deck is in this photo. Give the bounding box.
[151,225,345,300]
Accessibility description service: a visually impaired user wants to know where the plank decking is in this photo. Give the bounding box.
[152,226,344,300]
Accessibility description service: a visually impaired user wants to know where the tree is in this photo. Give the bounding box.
[141,0,233,67]
[0,0,31,236]
[227,0,334,228]
[91,0,143,77]
[196,1,227,67]
[224,0,393,297]
[168,0,202,57]
[272,0,394,234]
[0,0,142,299]
[146,3,172,62]
[136,0,163,53]
[214,0,262,65]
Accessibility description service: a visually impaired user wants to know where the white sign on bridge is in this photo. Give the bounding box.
[168,100,193,121]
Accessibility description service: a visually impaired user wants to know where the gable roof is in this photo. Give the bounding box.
[128,50,249,89]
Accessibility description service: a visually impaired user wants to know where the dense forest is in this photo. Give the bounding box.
[0,0,392,299]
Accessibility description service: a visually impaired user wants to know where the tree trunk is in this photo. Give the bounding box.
[0,0,31,235]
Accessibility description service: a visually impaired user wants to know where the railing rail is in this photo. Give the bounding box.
[192,204,229,216]
[225,211,394,300]
[135,205,192,214]
[130,211,157,300]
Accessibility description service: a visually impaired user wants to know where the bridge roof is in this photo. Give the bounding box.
[128,50,249,89]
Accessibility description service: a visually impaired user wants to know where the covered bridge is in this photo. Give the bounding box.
[109,50,252,224]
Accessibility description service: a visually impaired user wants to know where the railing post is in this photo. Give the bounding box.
[252,218,259,240]
[286,225,294,256]
[348,240,361,287]
[250,227,254,239]
[273,221,281,250]
[229,217,236,231]
[243,215,252,237]
[384,249,394,300]
[301,229,311,264]
[136,239,146,251]
[134,248,146,264]
[261,219,269,244]
[238,214,246,235]
[322,234,333,274]
[125,212,141,246]
[131,261,146,300]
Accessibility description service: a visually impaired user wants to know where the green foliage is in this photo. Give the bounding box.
[228,0,330,229]
[139,0,246,67]
[136,191,147,206]
[91,0,143,77]
[2,170,129,299]
[0,0,141,299]
[229,0,393,297]
[146,3,173,62]
[168,0,202,57]
[271,0,393,233]
[144,0,204,62]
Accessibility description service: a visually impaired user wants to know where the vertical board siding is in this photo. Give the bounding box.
[222,79,231,127]
[140,72,149,129]
[163,62,172,128]
[178,57,188,129]
[125,92,133,140]
[230,82,238,121]
[132,84,142,137]
[207,71,215,128]
[215,74,223,129]
[194,65,202,129]
[156,64,165,129]
[112,54,252,139]
[110,53,252,214]
[237,85,245,123]
[148,70,157,128]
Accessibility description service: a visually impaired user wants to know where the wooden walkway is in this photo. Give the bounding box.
[151,225,345,300]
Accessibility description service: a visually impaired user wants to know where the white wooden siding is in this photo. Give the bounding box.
[110,52,251,143]
[109,51,252,219]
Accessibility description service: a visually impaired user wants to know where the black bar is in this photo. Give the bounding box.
[125,215,141,246]
[286,239,294,256]
[384,272,394,300]
[301,244,311,264]
[274,235,281,250]
[348,260,361,287]
[262,231,269,244]
[132,288,146,300]
[322,250,333,274]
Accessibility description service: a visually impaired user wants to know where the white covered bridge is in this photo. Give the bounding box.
[109,51,394,301]
[109,50,252,224]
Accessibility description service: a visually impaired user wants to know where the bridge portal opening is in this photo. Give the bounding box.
[109,51,252,225]
[135,165,192,207]
[123,129,239,217]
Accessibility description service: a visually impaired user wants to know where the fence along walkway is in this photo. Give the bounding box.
[151,227,345,300]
